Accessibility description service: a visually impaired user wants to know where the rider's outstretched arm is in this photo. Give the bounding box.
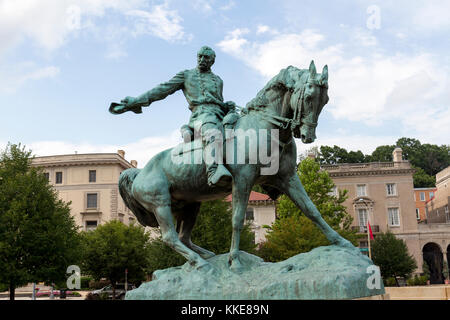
[134,70,186,106]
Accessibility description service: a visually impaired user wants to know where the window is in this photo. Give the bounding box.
[85,220,97,231]
[358,208,368,232]
[89,170,96,183]
[388,208,400,226]
[44,172,49,181]
[55,172,62,184]
[87,193,98,209]
[245,208,254,221]
[429,192,434,199]
[356,184,366,197]
[386,183,396,196]
[416,208,420,220]
[420,192,425,201]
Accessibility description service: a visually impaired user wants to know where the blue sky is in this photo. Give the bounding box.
[1,0,449,167]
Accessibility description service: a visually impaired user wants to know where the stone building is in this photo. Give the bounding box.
[321,148,422,268]
[31,150,137,231]
[321,149,450,283]
[414,187,437,222]
[420,166,450,284]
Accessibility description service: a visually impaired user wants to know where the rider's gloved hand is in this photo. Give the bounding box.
[119,96,143,114]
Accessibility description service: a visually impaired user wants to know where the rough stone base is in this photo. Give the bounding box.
[126,245,385,300]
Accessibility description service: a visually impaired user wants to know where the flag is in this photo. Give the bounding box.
[367,221,374,240]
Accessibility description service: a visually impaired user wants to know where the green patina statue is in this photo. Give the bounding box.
[109,47,357,275]
[110,46,236,187]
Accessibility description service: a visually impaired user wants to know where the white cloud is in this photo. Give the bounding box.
[26,130,183,168]
[0,62,60,93]
[217,27,450,146]
[127,4,192,43]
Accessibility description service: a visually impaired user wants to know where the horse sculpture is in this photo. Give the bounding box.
[118,61,355,272]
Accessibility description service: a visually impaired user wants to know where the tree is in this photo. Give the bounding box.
[81,220,151,299]
[0,143,81,300]
[412,166,436,188]
[146,199,256,275]
[371,231,417,286]
[370,145,395,162]
[257,157,358,262]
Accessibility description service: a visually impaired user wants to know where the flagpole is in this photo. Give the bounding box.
[367,221,372,260]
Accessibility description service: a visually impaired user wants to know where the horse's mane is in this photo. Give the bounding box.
[243,66,308,113]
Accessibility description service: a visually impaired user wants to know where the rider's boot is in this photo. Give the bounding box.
[207,163,232,187]
[202,129,232,187]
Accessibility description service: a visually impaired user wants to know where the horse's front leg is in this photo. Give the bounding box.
[277,172,355,249]
[228,171,254,273]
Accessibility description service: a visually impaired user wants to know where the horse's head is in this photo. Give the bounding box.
[290,61,329,143]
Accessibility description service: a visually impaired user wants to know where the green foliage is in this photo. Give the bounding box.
[412,166,436,188]
[422,261,430,279]
[316,138,450,188]
[146,199,256,274]
[371,231,417,286]
[407,275,429,286]
[443,261,449,280]
[318,145,368,164]
[258,158,358,262]
[0,143,82,298]
[383,277,397,287]
[81,220,151,287]
[80,276,93,289]
[370,145,395,162]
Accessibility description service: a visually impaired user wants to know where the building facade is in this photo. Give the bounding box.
[414,187,437,222]
[32,150,138,231]
[322,149,450,282]
[322,148,424,271]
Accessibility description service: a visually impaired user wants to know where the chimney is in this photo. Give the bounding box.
[393,147,403,165]
[117,150,125,158]
[131,160,138,168]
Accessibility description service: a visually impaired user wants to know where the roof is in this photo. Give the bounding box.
[225,191,273,202]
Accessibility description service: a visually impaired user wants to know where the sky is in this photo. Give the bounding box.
[1,0,449,167]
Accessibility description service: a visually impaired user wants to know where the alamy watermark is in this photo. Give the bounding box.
[366,265,382,290]
[66,265,81,290]
[366,5,381,30]
[170,128,280,175]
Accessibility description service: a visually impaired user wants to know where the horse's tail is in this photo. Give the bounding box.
[119,168,159,227]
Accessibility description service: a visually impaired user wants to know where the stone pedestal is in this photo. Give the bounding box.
[126,245,385,300]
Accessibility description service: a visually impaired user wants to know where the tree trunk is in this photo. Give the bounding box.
[112,285,116,300]
[394,276,400,287]
[9,283,15,300]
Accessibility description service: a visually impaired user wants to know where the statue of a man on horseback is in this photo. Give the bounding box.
[110,46,236,187]
[110,46,356,273]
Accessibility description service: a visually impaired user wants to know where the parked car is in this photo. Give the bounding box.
[88,283,135,300]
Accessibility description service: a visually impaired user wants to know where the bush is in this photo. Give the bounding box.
[407,275,428,286]
[81,276,93,289]
[383,277,397,287]
[0,283,8,292]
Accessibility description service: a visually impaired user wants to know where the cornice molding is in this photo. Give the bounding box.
[327,168,416,178]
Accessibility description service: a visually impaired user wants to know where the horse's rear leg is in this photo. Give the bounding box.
[277,173,355,249]
[176,203,215,259]
[154,205,211,270]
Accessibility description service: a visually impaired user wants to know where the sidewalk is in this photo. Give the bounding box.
[0,290,90,300]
